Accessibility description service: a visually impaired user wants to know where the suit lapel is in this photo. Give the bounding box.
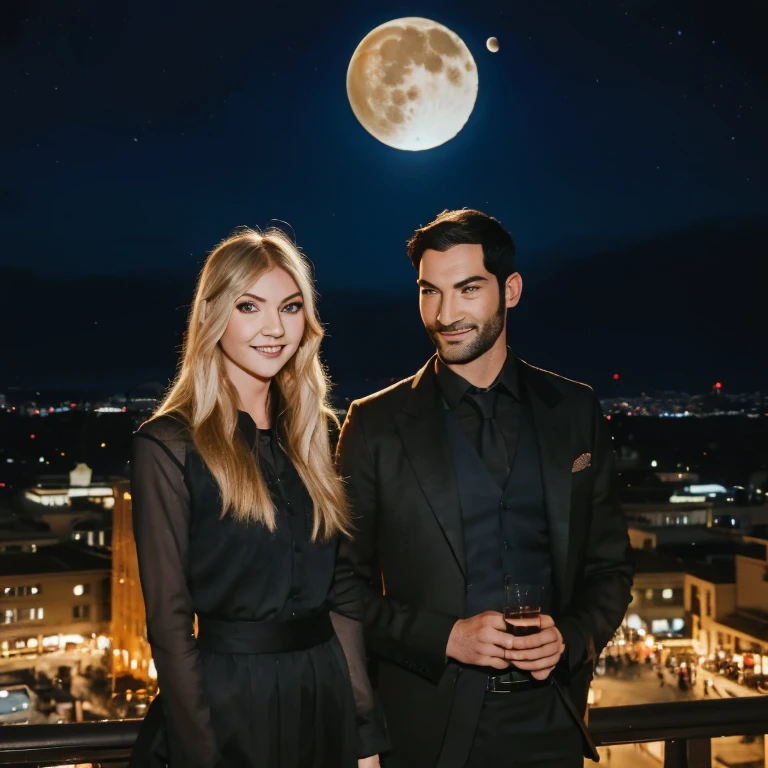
[520,360,572,603]
[395,357,466,577]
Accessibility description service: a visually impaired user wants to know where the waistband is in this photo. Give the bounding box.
[197,611,334,655]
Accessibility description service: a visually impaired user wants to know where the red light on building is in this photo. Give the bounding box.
[613,373,620,381]
[714,382,722,390]
[70,403,77,408]
[606,414,612,421]
[48,407,54,413]
[29,434,35,439]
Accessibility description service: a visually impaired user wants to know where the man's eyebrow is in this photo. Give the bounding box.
[416,275,488,290]
[453,275,488,289]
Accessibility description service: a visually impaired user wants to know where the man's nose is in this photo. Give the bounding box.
[437,295,462,327]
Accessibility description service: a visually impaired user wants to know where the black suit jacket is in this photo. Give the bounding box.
[334,356,633,766]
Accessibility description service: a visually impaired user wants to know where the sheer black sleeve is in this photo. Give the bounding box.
[330,605,390,758]
[131,418,221,768]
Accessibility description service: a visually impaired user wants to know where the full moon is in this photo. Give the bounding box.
[347,17,478,151]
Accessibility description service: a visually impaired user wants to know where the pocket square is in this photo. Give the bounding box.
[572,453,592,473]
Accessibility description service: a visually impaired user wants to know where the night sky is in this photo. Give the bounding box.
[1,0,766,395]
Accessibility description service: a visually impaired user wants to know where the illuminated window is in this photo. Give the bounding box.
[662,589,673,599]
[73,584,90,597]
[645,588,653,600]
[3,584,42,598]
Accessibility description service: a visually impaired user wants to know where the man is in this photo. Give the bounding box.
[335,209,633,767]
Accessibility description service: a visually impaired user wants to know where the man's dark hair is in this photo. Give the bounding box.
[406,209,516,286]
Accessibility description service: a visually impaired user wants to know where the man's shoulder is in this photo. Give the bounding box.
[519,359,595,404]
[348,374,417,415]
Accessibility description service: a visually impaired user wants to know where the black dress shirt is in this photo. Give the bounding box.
[435,351,522,480]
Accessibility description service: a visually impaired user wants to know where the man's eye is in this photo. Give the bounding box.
[420,288,436,295]
[462,285,479,294]
[236,301,258,313]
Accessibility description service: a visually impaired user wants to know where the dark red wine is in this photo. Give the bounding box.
[504,607,541,636]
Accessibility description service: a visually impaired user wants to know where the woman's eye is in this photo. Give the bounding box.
[236,301,258,313]
[282,302,304,314]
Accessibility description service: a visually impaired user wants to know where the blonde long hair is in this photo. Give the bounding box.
[153,227,349,541]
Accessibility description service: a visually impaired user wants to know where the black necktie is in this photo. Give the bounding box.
[465,388,509,488]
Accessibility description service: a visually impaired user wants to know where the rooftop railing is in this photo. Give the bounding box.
[0,697,767,767]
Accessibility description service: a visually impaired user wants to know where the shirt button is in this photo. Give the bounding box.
[503,541,511,550]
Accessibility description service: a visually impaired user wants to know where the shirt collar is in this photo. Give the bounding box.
[435,349,519,409]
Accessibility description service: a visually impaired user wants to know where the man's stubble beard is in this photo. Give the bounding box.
[427,291,506,365]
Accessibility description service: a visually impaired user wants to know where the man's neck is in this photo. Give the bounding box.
[442,338,508,389]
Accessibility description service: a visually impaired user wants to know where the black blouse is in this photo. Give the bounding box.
[130,411,387,766]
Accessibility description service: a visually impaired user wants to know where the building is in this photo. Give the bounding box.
[623,501,714,529]
[0,541,111,658]
[21,464,115,537]
[684,537,768,684]
[717,536,768,657]
[684,561,736,660]
[626,549,688,638]
[109,481,152,685]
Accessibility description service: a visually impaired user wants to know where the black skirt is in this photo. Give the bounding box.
[129,635,359,768]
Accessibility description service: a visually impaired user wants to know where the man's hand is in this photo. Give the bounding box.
[358,756,380,768]
[505,614,565,680]
[446,611,512,669]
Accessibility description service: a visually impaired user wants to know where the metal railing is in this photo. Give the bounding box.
[0,697,767,767]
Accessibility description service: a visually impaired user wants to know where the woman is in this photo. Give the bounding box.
[129,228,387,768]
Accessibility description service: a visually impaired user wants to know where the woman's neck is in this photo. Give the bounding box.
[223,358,273,429]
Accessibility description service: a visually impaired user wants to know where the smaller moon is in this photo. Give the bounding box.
[486,37,499,53]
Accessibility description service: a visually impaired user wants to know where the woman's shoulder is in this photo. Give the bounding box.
[135,413,193,464]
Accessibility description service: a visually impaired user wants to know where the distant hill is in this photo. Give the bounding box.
[1,218,765,394]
